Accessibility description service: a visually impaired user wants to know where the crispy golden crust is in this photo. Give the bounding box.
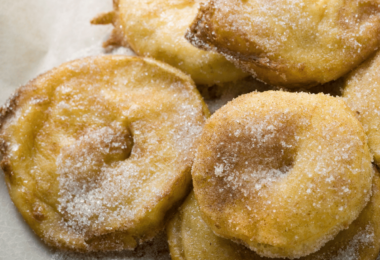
[168,171,380,260]
[192,91,373,258]
[187,0,380,88]
[92,0,248,85]
[0,56,209,252]
[342,51,380,167]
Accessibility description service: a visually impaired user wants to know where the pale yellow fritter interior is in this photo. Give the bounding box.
[0,56,209,252]
[192,91,373,258]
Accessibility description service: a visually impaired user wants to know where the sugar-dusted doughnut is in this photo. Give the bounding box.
[168,168,380,260]
[192,91,373,258]
[342,51,380,167]
[186,0,380,88]
[0,56,209,252]
[91,0,247,85]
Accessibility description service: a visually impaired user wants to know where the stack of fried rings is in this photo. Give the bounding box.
[2,0,380,258]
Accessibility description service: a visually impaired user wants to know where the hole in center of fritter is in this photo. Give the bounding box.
[213,117,298,198]
[56,123,134,232]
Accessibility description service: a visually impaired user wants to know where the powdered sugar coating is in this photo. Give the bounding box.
[187,0,380,87]
[0,56,208,252]
[342,51,380,166]
[167,170,380,260]
[192,91,373,258]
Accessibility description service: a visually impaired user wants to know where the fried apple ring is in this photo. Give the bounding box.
[186,0,380,88]
[192,91,373,258]
[342,51,380,167]
[91,0,248,85]
[168,169,380,260]
[0,56,209,252]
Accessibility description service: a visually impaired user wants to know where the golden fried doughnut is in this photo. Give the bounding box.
[91,0,248,85]
[342,51,380,167]
[168,169,380,260]
[0,56,209,252]
[192,91,373,258]
[186,0,380,88]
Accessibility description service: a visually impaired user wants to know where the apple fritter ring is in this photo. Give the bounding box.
[91,0,248,85]
[168,169,380,260]
[342,51,380,167]
[186,0,380,88]
[192,91,373,258]
[0,56,209,252]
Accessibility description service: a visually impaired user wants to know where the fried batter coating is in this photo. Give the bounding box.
[0,56,209,252]
[192,91,373,258]
[168,170,380,260]
[92,0,248,85]
[342,51,380,167]
[186,0,380,88]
